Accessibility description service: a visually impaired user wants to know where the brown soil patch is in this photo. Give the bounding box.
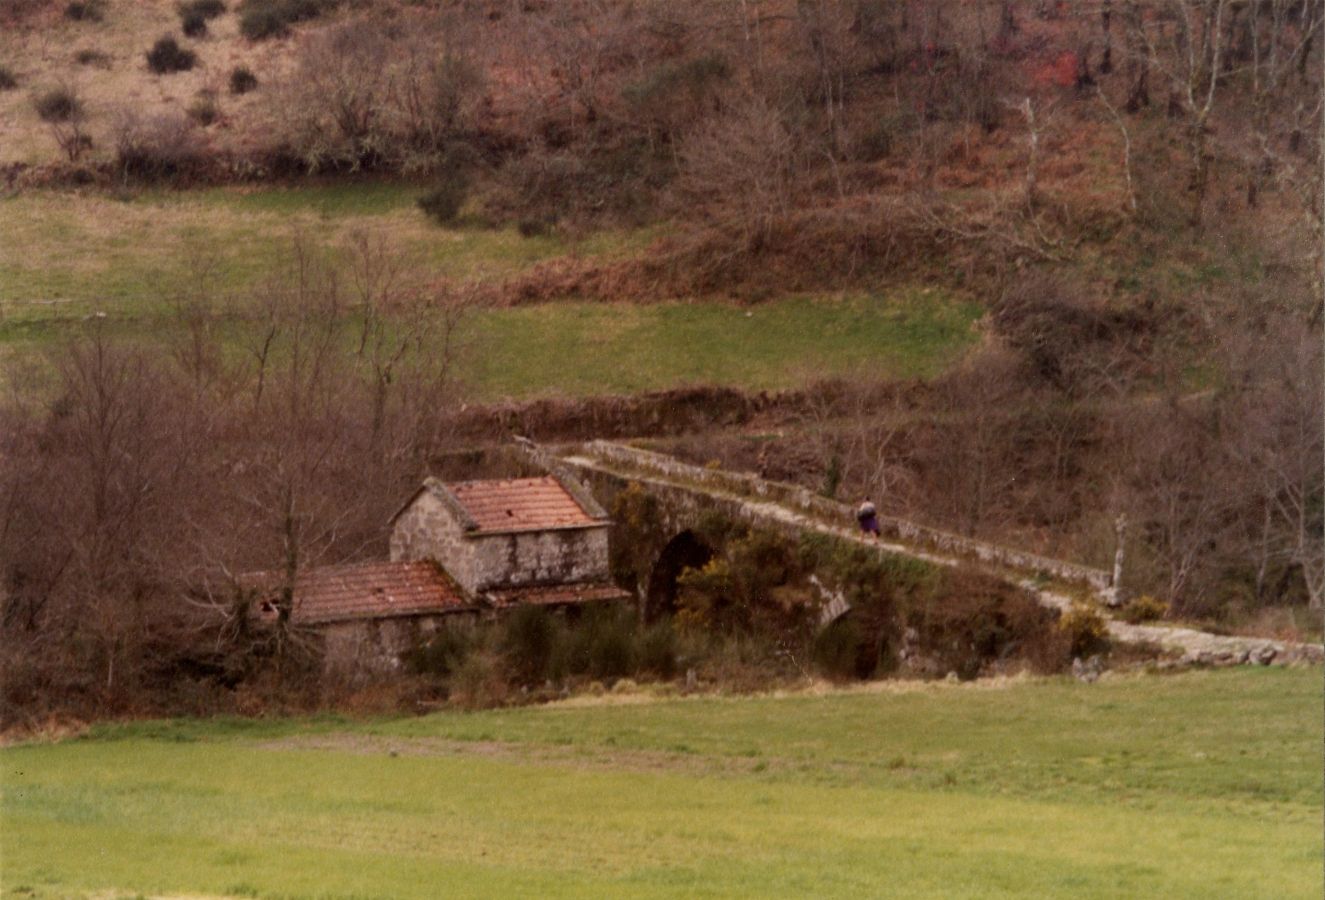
[256,732,779,779]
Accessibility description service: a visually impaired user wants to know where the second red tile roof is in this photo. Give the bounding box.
[246,561,471,625]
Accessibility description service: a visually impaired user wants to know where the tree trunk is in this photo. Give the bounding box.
[1110,514,1127,606]
[1187,120,1211,226]
[1100,1,1113,74]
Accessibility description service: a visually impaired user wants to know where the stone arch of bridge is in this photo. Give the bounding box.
[563,467,745,618]
[644,529,714,622]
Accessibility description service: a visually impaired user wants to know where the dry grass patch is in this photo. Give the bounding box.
[0,0,292,167]
[0,184,660,320]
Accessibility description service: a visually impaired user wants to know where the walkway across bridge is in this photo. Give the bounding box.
[523,438,1322,666]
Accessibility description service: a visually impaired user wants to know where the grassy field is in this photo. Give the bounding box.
[464,293,977,398]
[0,185,654,316]
[3,668,1321,898]
[0,186,980,399]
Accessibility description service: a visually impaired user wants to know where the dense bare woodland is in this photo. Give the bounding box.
[1,0,1321,719]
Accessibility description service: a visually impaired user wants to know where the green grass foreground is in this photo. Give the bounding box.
[3,668,1321,898]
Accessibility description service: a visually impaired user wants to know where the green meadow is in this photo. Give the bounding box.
[0,186,979,399]
[0,184,655,316]
[4,668,1321,898]
[463,293,976,398]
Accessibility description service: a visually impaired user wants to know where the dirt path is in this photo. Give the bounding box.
[1032,588,1322,665]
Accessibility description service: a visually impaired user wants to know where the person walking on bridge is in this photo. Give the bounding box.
[857,497,881,540]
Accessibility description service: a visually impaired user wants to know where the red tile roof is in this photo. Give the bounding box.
[246,561,471,625]
[448,476,601,533]
[484,582,631,609]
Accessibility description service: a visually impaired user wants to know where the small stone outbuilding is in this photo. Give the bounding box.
[389,474,628,609]
[246,560,475,678]
[244,472,628,678]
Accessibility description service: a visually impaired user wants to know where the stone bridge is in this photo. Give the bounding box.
[521,439,1322,665]
[526,438,1112,622]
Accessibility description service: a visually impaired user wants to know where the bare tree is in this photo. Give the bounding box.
[344,229,471,453]
[792,0,856,157]
[274,20,394,170]
[530,0,642,142]
[1010,95,1057,211]
[230,246,358,654]
[392,17,485,168]
[34,81,92,163]
[920,345,1029,537]
[49,107,91,164]
[675,94,799,248]
[22,324,204,692]
[1223,317,1324,607]
[1125,0,1233,225]
[1119,398,1233,608]
[1096,84,1139,213]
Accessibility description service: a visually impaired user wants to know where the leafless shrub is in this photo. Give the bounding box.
[991,271,1155,397]
[268,15,482,173]
[273,22,393,170]
[675,95,800,248]
[111,108,206,180]
[392,25,484,169]
[51,120,93,162]
[33,83,92,162]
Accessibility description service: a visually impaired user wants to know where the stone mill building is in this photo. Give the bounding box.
[389,474,628,610]
[245,472,627,677]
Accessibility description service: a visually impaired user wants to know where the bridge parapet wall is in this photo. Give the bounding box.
[560,458,876,623]
[571,440,1112,594]
[565,459,812,545]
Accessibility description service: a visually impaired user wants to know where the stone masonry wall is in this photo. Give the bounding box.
[392,484,611,593]
[575,441,1113,593]
[390,491,478,593]
[319,614,462,682]
[471,527,610,590]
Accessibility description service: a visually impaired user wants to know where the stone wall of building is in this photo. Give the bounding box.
[390,491,478,592]
[318,614,472,682]
[470,527,610,591]
[392,486,611,593]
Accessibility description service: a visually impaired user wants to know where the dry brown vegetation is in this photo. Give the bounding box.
[1,0,1322,719]
[3,2,1320,309]
[0,242,471,721]
[662,295,1323,626]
